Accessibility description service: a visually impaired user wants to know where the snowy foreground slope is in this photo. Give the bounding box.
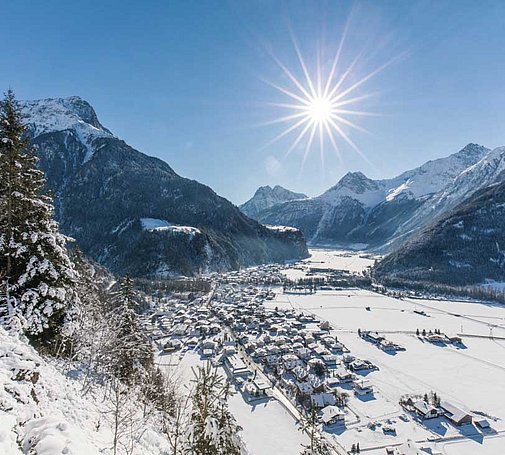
[0,328,169,455]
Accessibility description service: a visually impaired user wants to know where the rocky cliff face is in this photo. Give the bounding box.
[22,97,309,277]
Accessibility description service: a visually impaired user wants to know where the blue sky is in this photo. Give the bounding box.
[1,0,504,203]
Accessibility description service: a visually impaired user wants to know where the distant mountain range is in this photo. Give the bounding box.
[241,143,492,250]
[22,96,308,277]
[242,143,505,287]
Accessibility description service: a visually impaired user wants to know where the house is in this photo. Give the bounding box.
[293,365,309,381]
[349,359,375,372]
[364,331,384,344]
[320,405,345,426]
[331,341,345,353]
[224,355,251,377]
[335,367,355,383]
[311,392,336,408]
[447,335,462,345]
[440,401,473,426]
[425,333,446,344]
[412,400,439,419]
[321,355,339,368]
[245,379,271,397]
[314,345,330,356]
[379,340,399,352]
[385,440,424,455]
[296,347,311,360]
[265,354,279,366]
[172,323,188,336]
[354,379,373,396]
[296,381,314,397]
[282,354,303,371]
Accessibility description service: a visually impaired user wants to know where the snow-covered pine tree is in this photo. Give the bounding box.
[0,90,79,348]
[108,276,153,384]
[186,363,242,455]
[70,248,116,383]
[299,406,333,455]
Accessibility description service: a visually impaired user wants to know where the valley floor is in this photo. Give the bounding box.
[271,249,505,454]
[152,248,505,454]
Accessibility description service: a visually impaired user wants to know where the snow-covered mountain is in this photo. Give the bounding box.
[240,185,307,218]
[253,143,491,249]
[22,96,308,277]
[375,179,505,286]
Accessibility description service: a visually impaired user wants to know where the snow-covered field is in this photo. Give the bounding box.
[283,248,377,280]
[267,282,505,453]
[157,350,308,455]
[228,393,307,455]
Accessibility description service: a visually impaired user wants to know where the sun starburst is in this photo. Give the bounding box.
[260,23,399,169]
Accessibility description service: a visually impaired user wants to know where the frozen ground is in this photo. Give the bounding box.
[283,248,376,280]
[157,350,308,455]
[0,328,170,455]
[228,393,307,455]
[270,262,505,453]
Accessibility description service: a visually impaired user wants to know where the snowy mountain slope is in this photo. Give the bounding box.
[0,328,170,455]
[239,185,307,219]
[375,180,505,286]
[381,143,489,202]
[254,143,490,248]
[22,97,114,163]
[407,146,505,226]
[21,97,308,277]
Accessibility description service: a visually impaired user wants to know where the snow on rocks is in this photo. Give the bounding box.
[20,97,114,163]
[140,218,201,236]
[265,224,301,233]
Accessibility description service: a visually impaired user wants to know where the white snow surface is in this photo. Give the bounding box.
[265,224,300,233]
[20,97,114,163]
[0,328,169,455]
[140,217,201,236]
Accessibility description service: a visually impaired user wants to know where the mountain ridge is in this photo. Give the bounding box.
[240,184,307,219]
[246,143,491,249]
[22,96,309,277]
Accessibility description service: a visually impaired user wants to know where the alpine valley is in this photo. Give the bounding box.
[22,96,309,277]
[241,143,505,286]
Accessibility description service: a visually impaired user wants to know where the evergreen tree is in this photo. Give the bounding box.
[186,363,242,455]
[299,406,332,455]
[0,90,79,347]
[108,276,153,384]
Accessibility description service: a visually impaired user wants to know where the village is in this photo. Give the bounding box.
[143,250,505,455]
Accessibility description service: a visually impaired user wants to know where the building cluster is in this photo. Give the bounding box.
[415,329,463,346]
[209,282,382,427]
[400,393,490,430]
[359,330,405,352]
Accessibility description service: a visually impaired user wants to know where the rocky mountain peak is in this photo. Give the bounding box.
[240,185,307,219]
[325,171,380,195]
[20,96,113,141]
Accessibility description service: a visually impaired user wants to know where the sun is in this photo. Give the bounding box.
[307,96,333,125]
[260,22,400,168]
